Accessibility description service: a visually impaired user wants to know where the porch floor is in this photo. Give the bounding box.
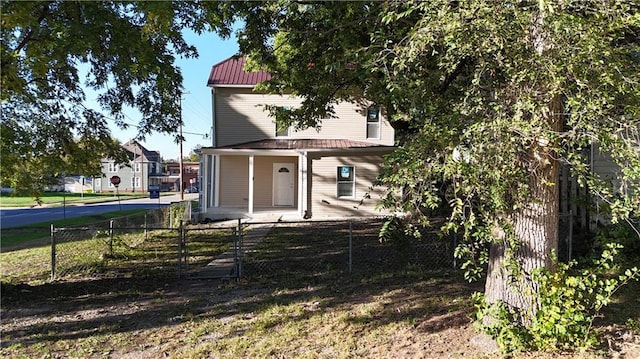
[198,206,301,222]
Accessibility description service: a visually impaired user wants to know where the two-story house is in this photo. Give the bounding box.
[93,140,163,193]
[198,57,396,220]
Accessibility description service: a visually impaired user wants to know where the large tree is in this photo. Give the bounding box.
[225,0,640,326]
[0,1,234,194]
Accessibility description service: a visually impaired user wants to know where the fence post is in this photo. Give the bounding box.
[349,220,353,273]
[109,220,114,256]
[177,220,184,278]
[183,223,189,275]
[236,218,242,279]
[50,224,56,281]
[170,209,174,229]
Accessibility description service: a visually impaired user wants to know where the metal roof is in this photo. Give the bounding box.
[207,57,271,87]
[217,139,391,150]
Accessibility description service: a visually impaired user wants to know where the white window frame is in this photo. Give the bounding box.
[132,162,141,173]
[366,106,381,139]
[336,166,355,198]
[108,162,119,173]
[276,123,290,137]
[131,177,141,188]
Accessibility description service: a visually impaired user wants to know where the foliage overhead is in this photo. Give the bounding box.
[0,1,234,194]
[221,0,640,344]
[226,0,639,238]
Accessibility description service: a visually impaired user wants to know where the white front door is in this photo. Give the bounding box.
[273,163,295,206]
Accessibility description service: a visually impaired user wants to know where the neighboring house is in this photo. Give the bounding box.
[63,176,91,193]
[93,140,163,193]
[165,161,200,191]
[199,57,395,220]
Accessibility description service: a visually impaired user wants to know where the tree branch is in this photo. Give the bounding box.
[14,3,50,54]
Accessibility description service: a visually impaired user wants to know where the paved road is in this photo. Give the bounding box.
[0,193,198,229]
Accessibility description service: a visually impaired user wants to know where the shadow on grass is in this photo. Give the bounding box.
[1,218,480,355]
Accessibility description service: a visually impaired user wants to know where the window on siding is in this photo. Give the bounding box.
[276,124,290,137]
[131,177,140,188]
[108,162,119,173]
[337,166,355,198]
[366,106,380,139]
[276,106,291,137]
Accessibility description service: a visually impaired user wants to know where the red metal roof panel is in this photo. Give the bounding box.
[207,57,271,86]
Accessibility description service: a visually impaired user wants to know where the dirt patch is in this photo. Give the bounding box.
[2,275,637,358]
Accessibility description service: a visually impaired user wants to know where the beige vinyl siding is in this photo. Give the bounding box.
[215,88,394,147]
[592,144,634,195]
[218,155,298,207]
[219,156,249,206]
[292,102,394,145]
[215,88,302,147]
[310,155,388,217]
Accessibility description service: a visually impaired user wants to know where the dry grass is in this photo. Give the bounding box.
[1,220,638,358]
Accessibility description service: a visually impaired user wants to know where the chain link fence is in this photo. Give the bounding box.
[4,208,580,285]
[50,202,189,281]
[240,218,457,279]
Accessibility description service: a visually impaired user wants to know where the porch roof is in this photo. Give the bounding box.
[215,139,392,150]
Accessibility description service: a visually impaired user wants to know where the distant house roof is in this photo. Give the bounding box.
[215,139,393,151]
[123,140,161,162]
[207,57,271,87]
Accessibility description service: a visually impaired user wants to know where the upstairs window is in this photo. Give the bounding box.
[108,162,119,173]
[276,106,291,137]
[276,123,290,137]
[337,166,355,198]
[366,106,380,139]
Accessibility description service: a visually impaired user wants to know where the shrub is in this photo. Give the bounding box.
[475,243,640,353]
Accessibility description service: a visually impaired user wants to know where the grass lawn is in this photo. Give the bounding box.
[0,191,172,208]
[0,209,147,251]
[1,220,638,358]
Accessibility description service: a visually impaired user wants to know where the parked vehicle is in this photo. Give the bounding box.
[185,186,198,193]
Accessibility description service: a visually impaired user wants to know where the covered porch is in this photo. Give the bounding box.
[198,148,310,221]
[198,139,396,221]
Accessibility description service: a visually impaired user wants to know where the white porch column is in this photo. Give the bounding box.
[200,154,208,209]
[248,155,254,215]
[214,155,220,207]
[298,152,307,217]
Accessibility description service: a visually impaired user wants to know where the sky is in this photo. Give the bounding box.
[106,29,239,160]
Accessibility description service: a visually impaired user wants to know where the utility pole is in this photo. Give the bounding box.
[179,125,184,201]
[179,95,184,201]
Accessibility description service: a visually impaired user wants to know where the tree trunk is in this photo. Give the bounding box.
[485,96,563,320]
